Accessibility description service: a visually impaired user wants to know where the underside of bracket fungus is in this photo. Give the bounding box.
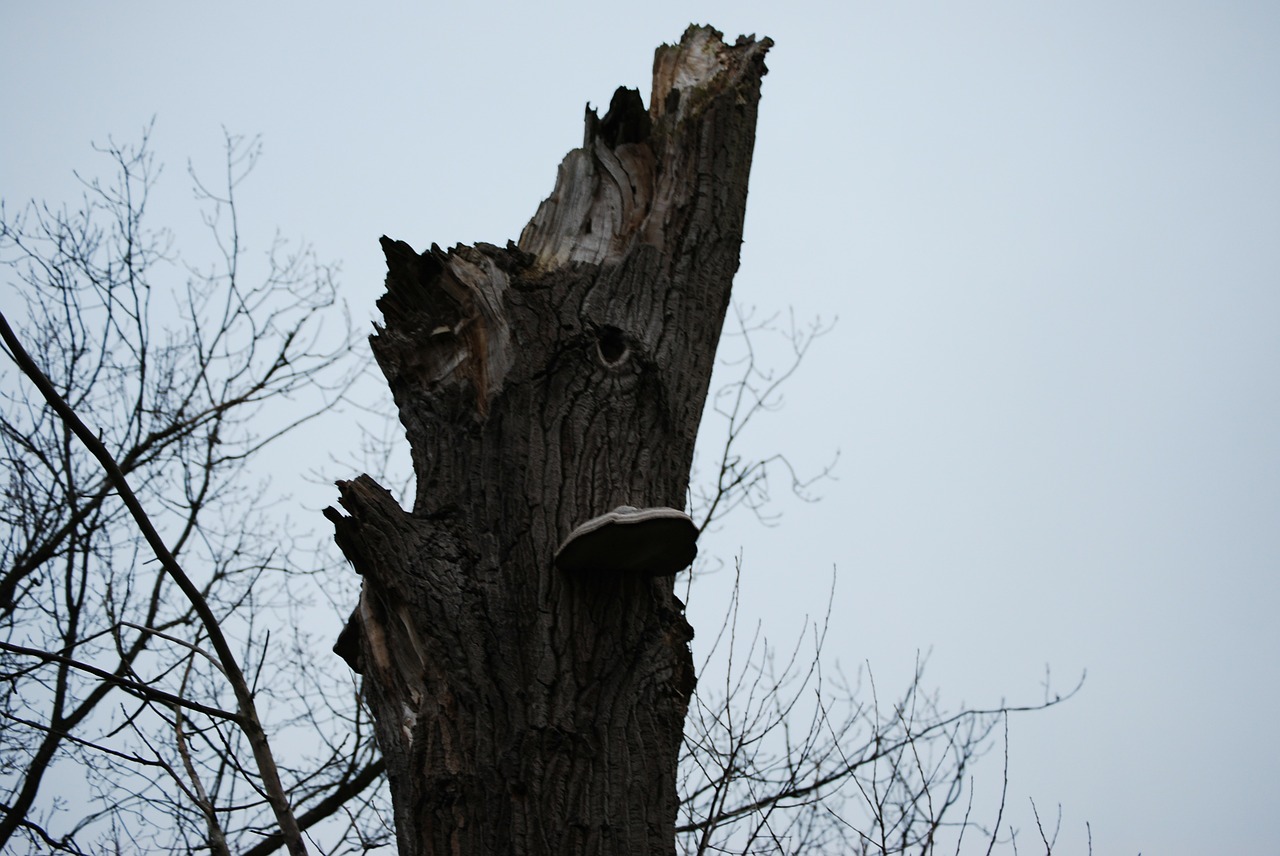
[326,25,770,856]
[554,505,698,576]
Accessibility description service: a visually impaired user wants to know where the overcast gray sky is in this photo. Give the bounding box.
[3,2,1278,853]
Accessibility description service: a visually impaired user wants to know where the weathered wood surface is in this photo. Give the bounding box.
[327,25,771,856]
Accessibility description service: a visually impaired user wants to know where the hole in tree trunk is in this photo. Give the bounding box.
[596,326,628,366]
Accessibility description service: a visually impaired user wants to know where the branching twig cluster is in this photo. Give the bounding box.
[678,566,1082,855]
[689,304,838,536]
[0,127,388,854]
[680,320,1083,855]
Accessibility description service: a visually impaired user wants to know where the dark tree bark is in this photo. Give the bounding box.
[326,26,771,856]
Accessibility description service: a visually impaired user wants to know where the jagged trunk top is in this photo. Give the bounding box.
[369,25,771,523]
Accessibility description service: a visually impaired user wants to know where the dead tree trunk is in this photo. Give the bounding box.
[327,26,771,856]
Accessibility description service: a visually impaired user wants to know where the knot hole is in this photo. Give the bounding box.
[596,326,629,366]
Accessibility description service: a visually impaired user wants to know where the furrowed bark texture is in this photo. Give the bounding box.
[328,26,771,856]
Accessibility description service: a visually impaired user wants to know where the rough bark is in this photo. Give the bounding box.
[327,26,771,856]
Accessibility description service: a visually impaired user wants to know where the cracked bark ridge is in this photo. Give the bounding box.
[328,25,771,856]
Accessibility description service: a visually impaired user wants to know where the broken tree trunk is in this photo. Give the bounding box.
[326,25,771,856]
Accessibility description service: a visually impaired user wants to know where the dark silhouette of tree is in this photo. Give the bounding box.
[326,25,1075,856]
[0,26,1077,856]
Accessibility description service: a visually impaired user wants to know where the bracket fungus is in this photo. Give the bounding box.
[554,506,698,576]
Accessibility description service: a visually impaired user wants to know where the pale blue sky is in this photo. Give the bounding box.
[3,2,1278,853]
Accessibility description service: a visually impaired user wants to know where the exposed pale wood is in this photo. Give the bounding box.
[328,25,771,856]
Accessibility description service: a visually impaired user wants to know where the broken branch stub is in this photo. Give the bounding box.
[329,25,771,856]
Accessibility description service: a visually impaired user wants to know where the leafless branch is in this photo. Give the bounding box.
[678,568,1083,855]
[0,128,383,854]
[690,304,838,535]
